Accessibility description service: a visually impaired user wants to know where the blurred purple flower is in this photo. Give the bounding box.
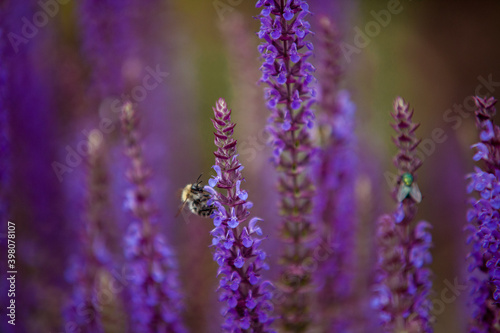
[206,98,274,333]
[0,12,13,333]
[373,97,433,333]
[4,2,72,331]
[64,134,114,333]
[257,0,317,330]
[312,15,359,332]
[64,254,104,333]
[466,96,500,332]
[0,18,8,229]
[120,102,186,333]
[78,0,133,99]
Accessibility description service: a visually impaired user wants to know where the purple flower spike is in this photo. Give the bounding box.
[257,1,317,330]
[466,96,500,332]
[0,27,8,235]
[207,98,274,332]
[120,102,186,333]
[373,97,433,333]
[312,15,361,332]
[64,135,111,333]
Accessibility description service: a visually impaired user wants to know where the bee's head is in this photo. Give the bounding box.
[192,174,204,190]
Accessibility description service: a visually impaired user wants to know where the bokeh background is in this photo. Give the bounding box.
[2,0,500,332]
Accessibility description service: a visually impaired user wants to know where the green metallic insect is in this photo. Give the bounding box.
[397,172,422,203]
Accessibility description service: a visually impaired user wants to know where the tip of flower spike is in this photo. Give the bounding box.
[87,128,103,155]
[394,97,407,112]
[122,101,134,118]
[474,95,497,110]
[215,98,227,113]
[217,98,226,107]
[318,15,331,28]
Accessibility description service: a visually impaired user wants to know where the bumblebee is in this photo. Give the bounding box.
[177,175,215,217]
[396,172,422,203]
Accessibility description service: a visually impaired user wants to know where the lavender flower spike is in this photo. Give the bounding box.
[257,1,317,330]
[466,96,500,332]
[121,102,186,333]
[373,97,433,333]
[206,98,274,332]
[313,16,359,332]
[64,132,108,333]
[0,20,9,230]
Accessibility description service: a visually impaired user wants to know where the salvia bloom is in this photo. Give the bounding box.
[312,16,358,332]
[120,102,186,333]
[466,96,500,332]
[204,98,274,332]
[257,1,317,330]
[372,97,433,333]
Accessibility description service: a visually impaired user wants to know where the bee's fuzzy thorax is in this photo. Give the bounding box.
[181,184,191,202]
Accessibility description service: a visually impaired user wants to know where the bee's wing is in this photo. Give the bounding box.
[410,183,422,203]
[397,185,411,202]
[175,198,189,217]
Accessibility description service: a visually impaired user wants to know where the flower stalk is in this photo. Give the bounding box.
[120,101,186,333]
[313,15,359,332]
[466,96,500,332]
[205,98,274,332]
[373,97,433,333]
[64,132,110,333]
[257,1,317,330]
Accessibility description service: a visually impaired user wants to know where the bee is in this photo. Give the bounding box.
[176,175,215,218]
[396,172,422,203]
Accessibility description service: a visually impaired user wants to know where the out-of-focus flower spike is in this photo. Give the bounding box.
[120,101,186,333]
[0,17,9,235]
[312,14,360,332]
[64,130,113,333]
[0,20,11,332]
